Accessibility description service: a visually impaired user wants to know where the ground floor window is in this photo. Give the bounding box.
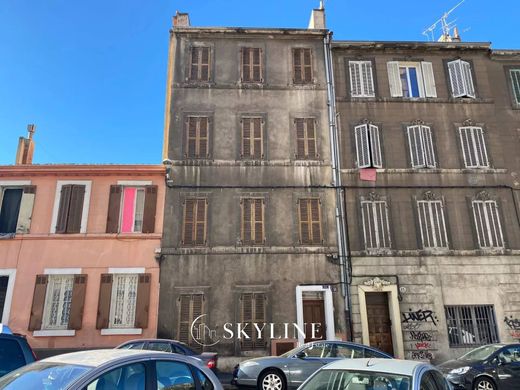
[445,305,499,347]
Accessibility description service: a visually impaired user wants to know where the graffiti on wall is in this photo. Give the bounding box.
[402,308,438,326]
[504,316,520,339]
[409,330,433,342]
[402,307,438,361]
[409,350,434,360]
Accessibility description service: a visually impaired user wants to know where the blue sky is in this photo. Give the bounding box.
[1,0,518,165]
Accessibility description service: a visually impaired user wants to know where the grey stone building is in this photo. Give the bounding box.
[158,9,348,358]
[332,40,520,362]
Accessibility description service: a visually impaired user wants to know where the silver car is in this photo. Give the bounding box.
[233,340,392,390]
[0,349,222,390]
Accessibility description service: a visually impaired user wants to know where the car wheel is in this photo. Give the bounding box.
[473,377,496,390]
[258,369,286,390]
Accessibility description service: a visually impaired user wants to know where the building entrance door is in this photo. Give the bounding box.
[303,299,325,342]
[366,292,394,356]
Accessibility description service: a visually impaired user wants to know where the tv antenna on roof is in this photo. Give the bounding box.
[422,0,467,42]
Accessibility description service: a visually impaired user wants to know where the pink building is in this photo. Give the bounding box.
[0,134,165,356]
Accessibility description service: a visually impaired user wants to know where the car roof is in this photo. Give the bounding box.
[304,340,392,357]
[120,338,186,344]
[322,358,430,376]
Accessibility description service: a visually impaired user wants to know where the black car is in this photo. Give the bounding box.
[438,343,520,390]
[0,331,37,377]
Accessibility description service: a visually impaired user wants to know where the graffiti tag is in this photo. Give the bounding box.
[504,316,520,330]
[410,350,434,360]
[402,309,438,326]
[510,330,520,339]
[414,342,432,350]
[409,331,433,342]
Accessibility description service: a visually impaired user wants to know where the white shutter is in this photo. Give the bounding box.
[369,124,382,168]
[448,60,465,97]
[421,62,437,98]
[511,69,520,105]
[354,124,371,168]
[474,127,489,167]
[407,125,424,168]
[473,200,504,249]
[461,60,476,98]
[459,127,473,167]
[361,61,375,97]
[349,61,362,97]
[16,189,36,233]
[422,126,436,168]
[361,200,391,250]
[387,61,402,97]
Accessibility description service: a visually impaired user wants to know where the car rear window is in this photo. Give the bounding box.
[0,339,26,376]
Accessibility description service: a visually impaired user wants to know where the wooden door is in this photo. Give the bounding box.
[366,292,394,356]
[303,299,325,342]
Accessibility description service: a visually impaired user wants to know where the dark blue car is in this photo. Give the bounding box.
[0,328,36,377]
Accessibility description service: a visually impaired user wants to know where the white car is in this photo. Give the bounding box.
[298,358,450,390]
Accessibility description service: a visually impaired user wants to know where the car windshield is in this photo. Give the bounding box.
[301,369,411,390]
[0,361,91,389]
[280,344,306,358]
[459,345,503,361]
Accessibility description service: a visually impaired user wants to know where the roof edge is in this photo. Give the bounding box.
[0,164,165,177]
[171,26,328,36]
[332,40,492,50]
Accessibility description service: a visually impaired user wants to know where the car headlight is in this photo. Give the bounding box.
[449,367,471,375]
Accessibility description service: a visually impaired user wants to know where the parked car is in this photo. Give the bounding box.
[437,343,520,390]
[232,340,392,390]
[116,338,218,371]
[0,325,36,377]
[0,349,222,389]
[299,358,450,390]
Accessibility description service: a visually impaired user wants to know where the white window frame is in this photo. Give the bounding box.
[41,274,75,331]
[472,199,504,249]
[50,180,92,234]
[387,61,437,98]
[361,199,391,250]
[349,61,375,98]
[355,124,382,168]
[448,59,476,98]
[407,125,436,168]
[510,69,520,105]
[417,200,449,249]
[0,269,16,325]
[0,181,32,235]
[459,126,489,168]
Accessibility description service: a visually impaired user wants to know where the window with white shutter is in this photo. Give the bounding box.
[448,60,476,98]
[387,61,436,98]
[361,197,391,250]
[355,124,382,168]
[458,126,489,168]
[407,125,436,168]
[417,199,449,249]
[472,199,504,249]
[510,69,520,105]
[349,61,375,97]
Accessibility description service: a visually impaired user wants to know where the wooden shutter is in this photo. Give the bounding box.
[241,117,264,159]
[511,69,520,105]
[306,118,317,158]
[68,274,88,330]
[55,184,72,233]
[254,293,266,348]
[252,48,262,82]
[310,198,322,244]
[134,273,151,328]
[186,117,197,158]
[242,198,252,243]
[16,185,36,234]
[254,199,264,244]
[421,62,437,98]
[182,199,195,244]
[96,273,113,329]
[293,48,312,84]
[240,293,254,350]
[241,118,251,157]
[241,48,262,83]
[195,199,207,245]
[142,185,158,233]
[253,118,263,159]
[299,199,310,244]
[106,185,122,233]
[198,117,209,157]
[66,185,85,233]
[178,294,204,350]
[369,124,382,168]
[293,49,302,83]
[182,199,207,246]
[190,46,199,80]
[354,124,371,168]
[242,198,264,245]
[28,275,48,331]
[387,61,402,97]
[200,47,210,81]
[241,48,250,82]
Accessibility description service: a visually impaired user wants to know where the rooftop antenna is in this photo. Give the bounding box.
[422,0,467,42]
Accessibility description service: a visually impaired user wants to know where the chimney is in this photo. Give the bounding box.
[173,11,190,27]
[15,124,36,165]
[308,1,326,29]
[452,27,461,42]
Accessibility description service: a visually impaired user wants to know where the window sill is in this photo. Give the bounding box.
[339,97,494,104]
[33,330,76,337]
[342,168,508,174]
[101,328,142,336]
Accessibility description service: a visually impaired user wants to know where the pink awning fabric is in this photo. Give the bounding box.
[359,168,377,182]
[121,187,136,233]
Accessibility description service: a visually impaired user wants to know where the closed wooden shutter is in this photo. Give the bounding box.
[68,274,87,330]
[421,62,437,98]
[183,199,207,246]
[299,199,310,244]
[178,294,204,351]
[241,48,263,83]
[96,273,113,329]
[293,48,312,84]
[295,118,306,158]
[310,198,322,243]
[55,185,72,233]
[185,117,210,159]
[134,273,151,328]
[182,199,195,244]
[241,117,263,159]
[195,199,207,245]
[299,198,322,244]
[240,293,266,350]
[28,275,48,331]
[142,185,158,233]
[106,185,122,233]
[241,293,254,350]
[57,184,85,234]
[354,124,371,168]
[387,61,402,97]
[295,118,317,159]
[241,198,264,245]
[306,118,317,158]
[369,125,382,168]
[190,47,210,81]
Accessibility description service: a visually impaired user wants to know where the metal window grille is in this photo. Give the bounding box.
[361,200,391,250]
[459,126,489,168]
[511,69,520,105]
[417,200,449,249]
[472,200,504,249]
[109,274,138,328]
[407,125,436,168]
[445,305,499,347]
[42,275,74,330]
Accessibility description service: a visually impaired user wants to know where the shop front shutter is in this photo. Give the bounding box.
[96,274,113,329]
[68,274,88,330]
[28,275,48,331]
[134,273,151,328]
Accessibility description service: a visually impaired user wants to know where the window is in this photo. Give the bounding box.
[148,342,173,353]
[109,274,138,328]
[298,198,322,245]
[336,344,364,359]
[472,198,504,249]
[185,116,210,159]
[87,363,145,390]
[293,48,313,84]
[241,117,264,159]
[498,346,520,364]
[55,184,86,234]
[387,61,437,98]
[459,126,489,168]
[189,46,210,82]
[240,292,266,351]
[349,61,375,97]
[295,118,318,159]
[241,198,265,245]
[178,294,204,350]
[106,185,158,234]
[354,124,382,168]
[407,125,436,168]
[448,59,476,98]
[156,361,195,390]
[361,198,391,250]
[182,198,207,246]
[445,305,499,347]
[510,69,520,105]
[241,47,263,83]
[0,185,36,235]
[42,275,74,330]
[417,199,449,249]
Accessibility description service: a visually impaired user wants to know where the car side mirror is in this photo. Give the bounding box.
[296,351,306,359]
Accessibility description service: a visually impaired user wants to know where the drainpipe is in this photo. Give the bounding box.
[323,31,353,340]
